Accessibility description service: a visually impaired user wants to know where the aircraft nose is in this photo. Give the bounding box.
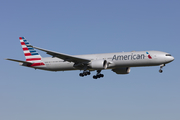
[165,53,174,63]
[171,56,175,62]
[167,56,174,63]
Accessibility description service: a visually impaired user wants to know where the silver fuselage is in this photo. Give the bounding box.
[24,51,174,71]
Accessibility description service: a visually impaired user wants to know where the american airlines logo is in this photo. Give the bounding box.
[146,52,152,59]
[112,52,152,61]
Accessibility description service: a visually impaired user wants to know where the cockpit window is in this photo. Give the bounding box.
[166,54,171,56]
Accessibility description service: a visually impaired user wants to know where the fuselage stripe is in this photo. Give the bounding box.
[23,47,29,51]
[25,55,42,58]
[26,58,41,61]
[28,62,45,67]
[23,51,30,53]
[31,53,39,55]
[21,42,26,45]
[24,53,32,56]
[29,50,36,53]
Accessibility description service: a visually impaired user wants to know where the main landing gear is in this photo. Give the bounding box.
[159,64,165,73]
[79,70,104,79]
[93,70,104,79]
[79,70,91,77]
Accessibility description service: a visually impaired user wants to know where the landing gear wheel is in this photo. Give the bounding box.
[97,75,101,78]
[159,69,163,73]
[87,72,91,75]
[159,64,165,73]
[100,74,104,77]
[93,75,97,79]
[79,73,84,77]
[79,70,91,77]
[92,70,104,79]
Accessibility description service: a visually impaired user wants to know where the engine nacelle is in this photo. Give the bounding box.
[112,67,130,74]
[90,60,108,70]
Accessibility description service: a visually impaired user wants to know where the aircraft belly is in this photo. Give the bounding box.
[46,62,76,71]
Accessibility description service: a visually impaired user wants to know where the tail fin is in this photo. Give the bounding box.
[19,37,45,66]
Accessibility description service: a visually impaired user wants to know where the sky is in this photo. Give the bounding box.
[0,0,180,120]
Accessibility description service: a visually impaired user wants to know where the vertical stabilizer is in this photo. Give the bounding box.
[19,37,45,66]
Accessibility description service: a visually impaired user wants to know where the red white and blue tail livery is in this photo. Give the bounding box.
[19,37,45,66]
[6,37,174,79]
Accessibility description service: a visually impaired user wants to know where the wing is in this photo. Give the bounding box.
[29,45,91,63]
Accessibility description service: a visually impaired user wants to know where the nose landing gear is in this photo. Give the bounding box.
[159,69,163,73]
[159,64,165,73]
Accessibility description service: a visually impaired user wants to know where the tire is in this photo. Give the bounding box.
[159,69,163,73]
[100,74,104,77]
[87,72,91,75]
[79,73,84,77]
[97,75,101,78]
[93,75,97,79]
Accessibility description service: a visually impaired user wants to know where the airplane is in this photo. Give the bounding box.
[6,37,174,79]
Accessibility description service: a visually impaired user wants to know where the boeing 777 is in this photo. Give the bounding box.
[6,37,174,79]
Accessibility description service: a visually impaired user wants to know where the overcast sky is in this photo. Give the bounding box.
[1,0,180,120]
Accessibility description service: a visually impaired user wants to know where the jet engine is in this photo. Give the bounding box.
[112,67,130,74]
[90,60,108,70]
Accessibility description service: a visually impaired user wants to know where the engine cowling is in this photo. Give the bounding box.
[90,60,108,70]
[112,67,130,74]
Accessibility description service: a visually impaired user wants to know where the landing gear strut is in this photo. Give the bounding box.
[79,70,91,77]
[93,70,104,79]
[159,64,165,73]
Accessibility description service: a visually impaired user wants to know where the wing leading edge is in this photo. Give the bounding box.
[28,45,91,63]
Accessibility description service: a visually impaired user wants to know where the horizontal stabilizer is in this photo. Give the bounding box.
[5,58,32,65]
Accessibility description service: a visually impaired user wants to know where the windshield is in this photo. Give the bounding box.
[166,54,171,56]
